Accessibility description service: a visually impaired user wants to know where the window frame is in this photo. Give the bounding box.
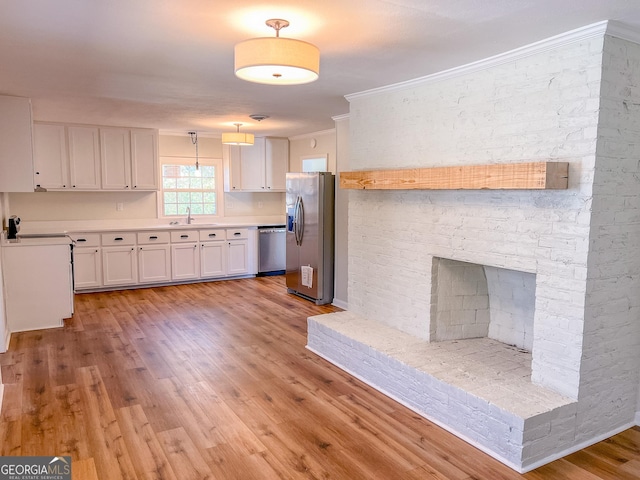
[157,156,223,221]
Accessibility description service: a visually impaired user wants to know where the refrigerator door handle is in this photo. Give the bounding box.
[293,196,300,245]
[297,196,305,246]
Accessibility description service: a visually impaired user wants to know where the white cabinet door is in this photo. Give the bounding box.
[200,242,226,278]
[138,245,171,283]
[223,144,242,191]
[240,137,266,191]
[101,128,131,190]
[171,243,200,280]
[33,123,69,189]
[68,126,101,189]
[0,95,34,192]
[265,137,288,191]
[74,247,102,290]
[131,129,158,190]
[102,246,138,286]
[227,240,249,275]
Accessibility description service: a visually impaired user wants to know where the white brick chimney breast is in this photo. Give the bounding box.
[308,21,640,472]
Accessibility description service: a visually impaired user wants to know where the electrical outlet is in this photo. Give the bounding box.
[226,200,234,210]
[116,202,124,211]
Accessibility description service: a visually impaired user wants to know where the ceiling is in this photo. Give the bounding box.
[1,1,639,138]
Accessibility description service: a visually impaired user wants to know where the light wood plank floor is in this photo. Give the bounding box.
[0,276,638,479]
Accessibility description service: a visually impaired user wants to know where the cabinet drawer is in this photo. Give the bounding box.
[101,232,136,246]
[137,231,170,245]
[170,230,199,243]
[199,229,226,242]
[70,233,101,247]
[226,228,249,240]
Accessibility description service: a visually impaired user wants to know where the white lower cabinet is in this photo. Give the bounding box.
[228,239,249,275]
[171,243,200,280]
[71,233,102,290]
[71,227,256,290]
[138,245,171,283]
[74,247,102,289]
[102,246,138,286]
[200,242,226,278]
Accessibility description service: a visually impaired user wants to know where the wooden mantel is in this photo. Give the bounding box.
[339,161,568,190]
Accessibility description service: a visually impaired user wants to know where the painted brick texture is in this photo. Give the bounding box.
[348,36,604,399]
[334,28,640,471]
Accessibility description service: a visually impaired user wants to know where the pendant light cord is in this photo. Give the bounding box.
[189,131,199,170]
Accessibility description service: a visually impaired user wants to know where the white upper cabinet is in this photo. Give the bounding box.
[130,129,158,190]
[223,137,288,192]
[265,137,289,191]
[101,127,132,190]
[35,123,102,190]
[0,95,35,192]
[68,126,101,189]
[32,122,158,192]
[33,123,68,189]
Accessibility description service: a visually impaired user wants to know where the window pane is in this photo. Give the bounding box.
[164,204,178,216]
[161,163,217,217]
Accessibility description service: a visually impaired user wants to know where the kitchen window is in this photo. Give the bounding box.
[160,157,221,217]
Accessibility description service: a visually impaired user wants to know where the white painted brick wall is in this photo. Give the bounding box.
[485,266,536,351]
[338,26,640,470]
[348,36,604,399]
[576,35,640,442]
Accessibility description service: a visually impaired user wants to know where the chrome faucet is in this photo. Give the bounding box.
[186,206,193,224]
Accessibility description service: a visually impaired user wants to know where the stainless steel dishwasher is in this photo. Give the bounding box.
[258,225,286,275]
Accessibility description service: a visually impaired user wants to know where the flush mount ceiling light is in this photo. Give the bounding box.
[234,19,319,85]
[221,123,255,146]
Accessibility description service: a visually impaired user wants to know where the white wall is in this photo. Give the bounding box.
[288,130,336,173]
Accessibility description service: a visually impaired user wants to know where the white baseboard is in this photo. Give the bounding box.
[635,411,640,426]
[3,328,10,352]
[331,298,348,310]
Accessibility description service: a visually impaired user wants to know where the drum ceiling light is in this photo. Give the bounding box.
[221,123,255,146]
[234,19,319,85]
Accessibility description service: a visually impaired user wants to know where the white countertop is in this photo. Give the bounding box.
[2,235,73,247]
[17,215,287,236]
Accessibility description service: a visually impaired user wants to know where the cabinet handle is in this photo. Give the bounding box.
[125,185,129,189]
[95,249,99,253]
[76,238,87,242]
[72,185,75,188]
[134,185,137,189]
[193,244,197,249]
[233,232,241,236]
[208,233,217,237]
[36,171,40,175]
[180,234,189,238]
[131,247,134,251]
[149,236,158,240]
[114,237,124,241]
[36,184,41,187]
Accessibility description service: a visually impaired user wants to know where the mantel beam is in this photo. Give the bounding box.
[339,161,568,190]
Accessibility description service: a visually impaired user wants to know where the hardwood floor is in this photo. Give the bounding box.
[0,276,638,479]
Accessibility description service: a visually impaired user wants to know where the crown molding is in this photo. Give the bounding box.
[288,128,335,141]
[332,113,350,122]
[606,20,640,44]
[159,130,220,139]
[346,20,616,101]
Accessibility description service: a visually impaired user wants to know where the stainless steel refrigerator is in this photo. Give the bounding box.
[285,172,335,305]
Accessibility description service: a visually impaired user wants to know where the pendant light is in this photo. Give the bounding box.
[221,123,255,146]
[234,19,319,85]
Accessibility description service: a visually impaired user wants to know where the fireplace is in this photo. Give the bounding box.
[432,258,535,352]
[310,23,640,474]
